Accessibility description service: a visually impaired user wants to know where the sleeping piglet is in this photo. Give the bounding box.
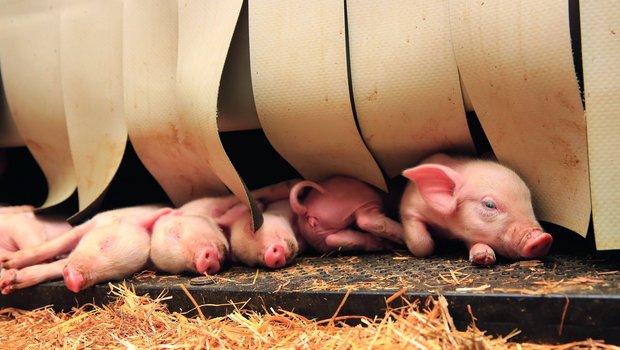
[400,153,553,266]
[1,205,172,270]
[289,176,403,253]
[150,195,242,276]
[1,221,155,294]
[1,205,172,293]
[228,200,304,269]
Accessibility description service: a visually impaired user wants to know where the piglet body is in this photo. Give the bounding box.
[229,200,303,269]
[1,221,153,294]
[63,221,152,292]
[0,205,172,294]
[400,153,553,266]
[289,176,403,253]
[1,205,172,270]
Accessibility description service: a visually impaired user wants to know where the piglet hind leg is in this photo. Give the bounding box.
[355,207,404,245]
[468,242,496,266]
[324,229,394,252]
[0,258,67,295]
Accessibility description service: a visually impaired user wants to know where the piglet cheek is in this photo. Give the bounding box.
[520,231,553,259]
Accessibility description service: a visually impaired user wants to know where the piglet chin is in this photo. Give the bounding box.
[63,266,86,293]
[194,247,221,275]
[521,231,553,259]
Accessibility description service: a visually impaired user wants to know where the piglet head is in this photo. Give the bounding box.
[150,212,229,275]
[403,160,552,262]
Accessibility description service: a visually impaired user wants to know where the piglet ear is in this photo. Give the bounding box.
[402,164,463,215]
[140,207,174,231]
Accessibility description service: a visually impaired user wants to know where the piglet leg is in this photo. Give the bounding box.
[355,206,404,245]
[468,242,496,266]
[2,221,95,269]
[401,218,435,257]
[324,229,394,251]
[0,258,67,295]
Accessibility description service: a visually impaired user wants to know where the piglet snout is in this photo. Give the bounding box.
[63,266,85,293]
[264,244,288,269]
[521,231,553,259]
[194,246,222,275]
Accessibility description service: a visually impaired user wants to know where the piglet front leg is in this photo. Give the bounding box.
[2,220,96,269]
[468,242,496,266]
[400,216,435,258]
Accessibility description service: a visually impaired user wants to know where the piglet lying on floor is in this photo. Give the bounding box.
[150,180,305,274]
[289,176,403,253]
[400,153,553,266]
[150,195,241,276]
[0,205,172,294]
[228,199,305,269]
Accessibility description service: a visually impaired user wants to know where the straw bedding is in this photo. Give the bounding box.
[0,283,615,349]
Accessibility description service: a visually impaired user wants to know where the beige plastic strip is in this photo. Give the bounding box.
[0,0,76,208]
[249,0,387,191]
[347,0,474,178]
[123,0,228,206]
[450,0,590,236]
[60,0,127,212]
[217,2,262,133]
[0,82,24,147]
[176,0,262,227]
[581,1,620,249]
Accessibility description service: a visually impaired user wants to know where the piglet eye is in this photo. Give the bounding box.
[482,200,497,210]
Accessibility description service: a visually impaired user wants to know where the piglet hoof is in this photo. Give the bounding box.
[469,249,496,267]
[264,244,287,269]
[194,247,222,275]
[0,268,17,294]
[63,267,86,293]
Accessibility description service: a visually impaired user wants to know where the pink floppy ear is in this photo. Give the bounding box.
[139,207,174,231]
[402,164,463,215]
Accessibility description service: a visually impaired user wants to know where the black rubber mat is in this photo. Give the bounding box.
[2,250,619,344]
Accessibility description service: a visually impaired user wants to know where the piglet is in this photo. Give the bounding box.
[62,221,154,292]
[400,153,553,266]
[229,200,304,269]
[1,205,172,270]
[150,195,241,276]
[289,176,403,253]
[0,220,155,294]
